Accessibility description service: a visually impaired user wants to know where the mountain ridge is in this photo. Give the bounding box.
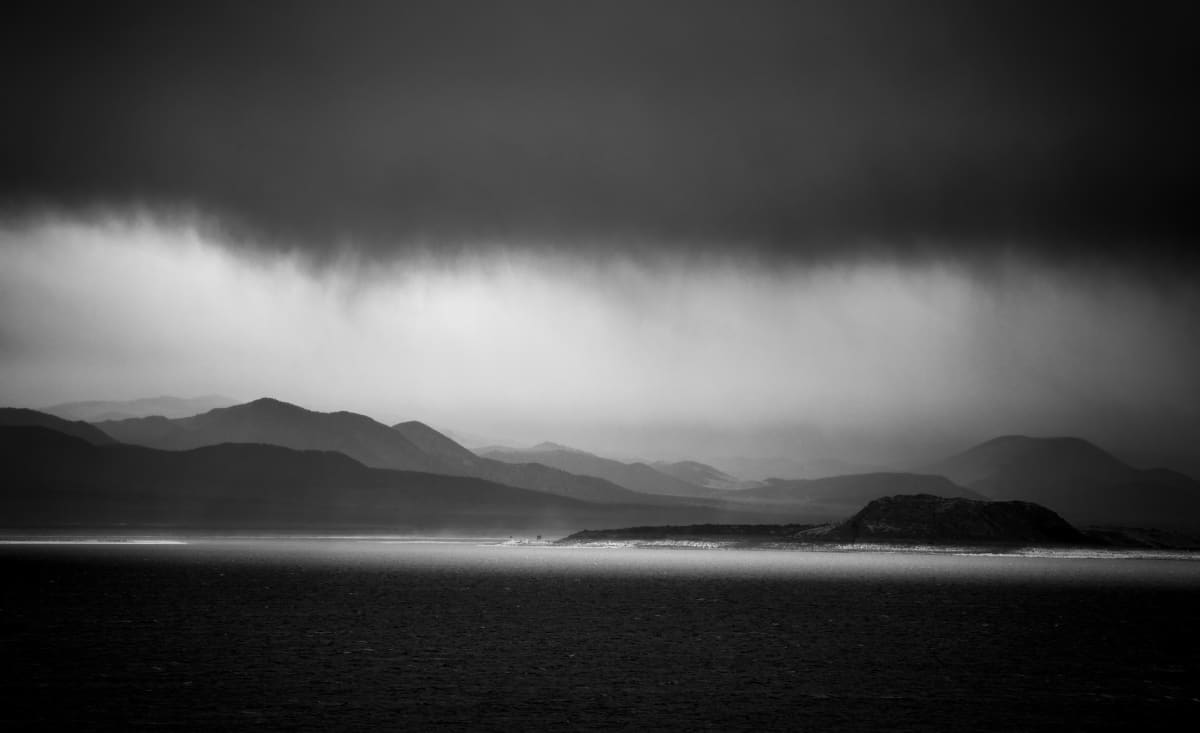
[651,460,748,491]
[724,472,984,522]
[0,425,758,531]
[0,407,117,446]
[922,434,1200,528]
[43,395,238,421]
[93,398,684,505]
[480,445,718,499]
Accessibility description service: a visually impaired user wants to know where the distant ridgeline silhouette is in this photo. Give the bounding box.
[40,395,238,422]
[0,408,116,445]
[649,460,746,491]
[1,398,1197,531]
[0,425,755,531]
[921,435,1200,528]
[722,472,985,520]
[481,444,722,499]
[94,398,678,505]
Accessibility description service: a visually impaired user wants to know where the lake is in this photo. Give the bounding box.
[3,539,1199,730]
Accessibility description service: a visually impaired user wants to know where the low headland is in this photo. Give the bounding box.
[558,494,1200,551]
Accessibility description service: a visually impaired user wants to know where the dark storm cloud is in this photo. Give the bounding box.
[2,1,1196,264]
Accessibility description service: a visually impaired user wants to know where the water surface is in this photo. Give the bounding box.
[3,539,1198,730]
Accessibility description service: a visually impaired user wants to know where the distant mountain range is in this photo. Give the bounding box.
[0,407,116,445]
[650,460,748,491]
[40,395,238,422]
[723,473,983,522]
[921,435,1200,528]
[0,426,747,531]
[479,444,719,499]
[93,399,689,505]
[712,455,889,482]
[3,396,1197,532]
[392,420,481,466]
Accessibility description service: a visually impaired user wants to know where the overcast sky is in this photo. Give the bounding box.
[1,1,1197,467]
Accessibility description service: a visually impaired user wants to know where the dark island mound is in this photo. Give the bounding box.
[560,494,1106,548]
[821,493,1090,544]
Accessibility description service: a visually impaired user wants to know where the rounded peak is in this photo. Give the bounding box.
[974,434,1101,450]
[206,398,314,421]
[530,441,585,454]
[959,435,1118,465]
[237,397,308,412]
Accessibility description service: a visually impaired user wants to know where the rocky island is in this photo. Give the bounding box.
[559,494,1200,549]
[814,493,1088,544]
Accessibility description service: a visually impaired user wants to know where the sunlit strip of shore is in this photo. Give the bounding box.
[0,539,188,545]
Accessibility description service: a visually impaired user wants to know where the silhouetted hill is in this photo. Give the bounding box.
[481,445,717,499]
[713,455,888,481]
[727,472,983,521]
[97,398,437,470]
[392,420,481,466]
[0,408,116,445]
[528,441,587,454]
[561,494,1094,547]
[43,395,237,421]
[923,435,1131,487]
[923,435,1200,528]
[711,455,810,481]
[650,460,747,490]
[475,459,678,504]
[94,398,672,504]
[0,426,757,531]
[818,494,1090,544]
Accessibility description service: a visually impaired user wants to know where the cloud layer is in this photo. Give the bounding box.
[3,1,1196,266]
[3,214,1196,464]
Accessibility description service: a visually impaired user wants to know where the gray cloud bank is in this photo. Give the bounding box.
[2,1,1196,266]
[1,216,1197,467]
[2,3,1196,468]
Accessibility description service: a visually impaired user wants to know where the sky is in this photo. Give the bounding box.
[2,1,1197,468]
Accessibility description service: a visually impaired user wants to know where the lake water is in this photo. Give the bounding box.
[3,539,1199,730]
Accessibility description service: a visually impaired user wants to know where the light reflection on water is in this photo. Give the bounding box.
[0,539,188,545]
[5,536,1196,587]
[4,535,1200,730]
